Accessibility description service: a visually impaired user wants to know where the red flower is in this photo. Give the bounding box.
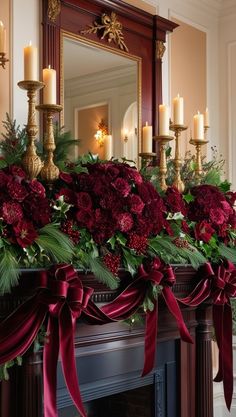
[226,191,236,206]
[165,187,187,215]
[2,201,23,224]
[112,178,131,197]
[76,209,94,230]
[117,212,133,232]
[77,192,92,210]
[7,180,28,202]
[28,179,46,197]
[128,194,145,215]
[0,171,10,188]
[194,221,215,243]
[209,208,227,225]
[9,165,26,178]
[59,172,73,184]
[13,220,38,247]
[55,188,76,204]
[25,196,51,227]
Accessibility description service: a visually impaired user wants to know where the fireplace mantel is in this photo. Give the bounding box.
[0,266,213,417]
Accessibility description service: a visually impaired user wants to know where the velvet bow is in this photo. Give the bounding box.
[0,261,193,417]
[179,260,236,410]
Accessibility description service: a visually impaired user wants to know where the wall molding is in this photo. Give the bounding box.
[227,41,236,185]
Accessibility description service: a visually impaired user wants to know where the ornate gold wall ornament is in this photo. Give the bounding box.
[48,0,61,22]
[156,40,166,60]
[81,12,129,52]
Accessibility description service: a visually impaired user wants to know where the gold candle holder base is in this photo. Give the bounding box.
[190,138,208,182]
[36,104,63,183]
[18,80,45,179]
[170,123,188,193]
[139,152,156,168]
[153,135,174,191]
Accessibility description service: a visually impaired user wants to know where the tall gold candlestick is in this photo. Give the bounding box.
[0,52,9,69]
[18,80,44,179]
[138,152,156,169]
[153,135,174,191]
[189,138,208,183]
[170,123,187,193]
[36,104,62,183]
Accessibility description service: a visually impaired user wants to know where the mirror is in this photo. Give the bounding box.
[62,33,140,164]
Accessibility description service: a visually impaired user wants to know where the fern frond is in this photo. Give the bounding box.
[0,249,20,294]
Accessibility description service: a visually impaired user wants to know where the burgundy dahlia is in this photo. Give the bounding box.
[7,180,28,202]
[194,220,215,243]
[13,220,38,247]
[117,212,134,232]
[2,201,23,224]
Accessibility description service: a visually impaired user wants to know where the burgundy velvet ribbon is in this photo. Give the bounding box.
[178,261,236,410]
[0,261,192,417]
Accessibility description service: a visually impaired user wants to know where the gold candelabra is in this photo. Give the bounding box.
[36,104,62,183]
[169,123,187,192]
[0,52,9,69]
[190,138,208,182]
[153,135,174,191]
[18,80,44,179]
[138,152,156,169]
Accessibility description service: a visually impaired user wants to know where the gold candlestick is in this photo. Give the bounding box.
[18,80,44,179]
[190,138,208,182]
[36,104,62,183]
[138,152,156,169]
[153,135,174,191]
[170,123,187,193]
[0,52,9,69]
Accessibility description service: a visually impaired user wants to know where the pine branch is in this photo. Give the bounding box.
[36,224,74,263]
[0,249,20,294]
[85,255,119,290]
[218,243,236,263]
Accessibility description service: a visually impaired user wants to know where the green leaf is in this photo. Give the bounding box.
[218,243,236,263]
[219,180,231,193]
[183,193,195,203]
[0,249,20,294]
[203,169,221,186]
[107,236,116,251]
[0,159,8,169]
[122,248,143,277]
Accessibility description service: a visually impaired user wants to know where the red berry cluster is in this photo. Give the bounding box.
[61,220,80,244]
[103,253,121,276]
[128,233,148,254]
[173,237,189,249]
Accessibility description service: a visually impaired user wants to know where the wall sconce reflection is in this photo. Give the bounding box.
[94,119,108,147]
[0,20,9,69]
[123,128,129,143]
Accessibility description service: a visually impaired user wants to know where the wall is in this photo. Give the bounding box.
[219,5,236,187]
[0,0,10,129]
[170,18,206,157]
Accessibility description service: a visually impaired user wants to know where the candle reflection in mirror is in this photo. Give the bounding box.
[94,119,108,147]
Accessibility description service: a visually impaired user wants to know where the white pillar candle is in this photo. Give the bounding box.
[24,41,38,81]
[193,111,204,140]
[43,66,57,104]
[204,107,209,127]
[159,104,170,136]
[104,135,113,160]
[173,94,184,125]
[142,122,153,153]
[0,21,6,54]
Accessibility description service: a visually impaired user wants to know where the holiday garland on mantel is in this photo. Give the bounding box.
[0,116,236,415]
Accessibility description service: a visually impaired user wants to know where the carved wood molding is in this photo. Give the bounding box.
[81,12,129,52]
[156,40,166,60]
[48,0,61,22]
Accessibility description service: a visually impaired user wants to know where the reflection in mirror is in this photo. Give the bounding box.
[62,35,140,165]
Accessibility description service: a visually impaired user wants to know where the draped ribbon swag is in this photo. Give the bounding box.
[179,260,236,411]
[0,260,192,417]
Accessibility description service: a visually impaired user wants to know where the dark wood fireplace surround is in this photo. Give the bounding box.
[0,1,214,416]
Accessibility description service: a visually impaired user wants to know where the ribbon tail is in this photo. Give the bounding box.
[163,287,193,344]
[0,295,47,364]
[59,307,87,417]
[213,304,233,411]
[43,316,60,417]
[142,300,158,377]
[178,279,211,307]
